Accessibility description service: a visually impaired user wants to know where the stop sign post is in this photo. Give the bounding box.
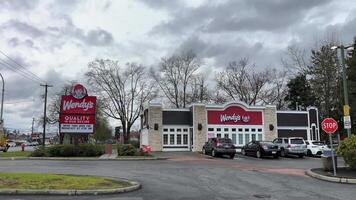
[321,118,338,176]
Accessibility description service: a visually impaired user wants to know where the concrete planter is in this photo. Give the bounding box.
[321,155,337,171]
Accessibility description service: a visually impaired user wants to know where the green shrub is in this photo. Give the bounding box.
[337,135,356,169]
[117,144,137,156]
[31,144,105,157]
[31,147,47,157]
[128,140,140,148]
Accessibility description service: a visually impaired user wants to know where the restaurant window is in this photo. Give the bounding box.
[183,135,188,145]
[238,128,243,132]
[170,129,174,132]
[163,135,168,145]
[177,129,182,132]
[252,134,256,141]
[170,134,175,145]
[245,134,250,144]
[177,135,182,145]
[208,128,214,131]
[258,128,262,132]
[216,128,221,132]
[238,134,243,145]
[251,129,256,132]
[163,129,168,132]
[258,134,262,141]
[217,133,221,138]
[232,128,236,132]
[245,128,249,132]
[224,134,229,139]
[183,129,188,132]
[224,128,229,132]
[232,134,237,144]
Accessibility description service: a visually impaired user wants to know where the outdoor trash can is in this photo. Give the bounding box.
[321,150,337,171]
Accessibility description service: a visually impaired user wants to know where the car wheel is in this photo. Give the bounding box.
[202,148,206,155]
[256,150,261,158]
[280,149,286,157]
[298,154,304,158]
[212,149,216,157]
[241,148,246,156]
[229,154,235,159]
[307,150,312,156]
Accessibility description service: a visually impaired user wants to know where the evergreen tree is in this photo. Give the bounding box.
[309,44,342,120]
[284,74,315,110]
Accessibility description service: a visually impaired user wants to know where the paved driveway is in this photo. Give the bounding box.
[0,153,353,200]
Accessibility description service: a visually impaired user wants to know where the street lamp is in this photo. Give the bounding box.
[0,73,4,128]
[331,44,353,138]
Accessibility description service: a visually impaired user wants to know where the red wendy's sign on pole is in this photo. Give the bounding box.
[321,118,338,134]
[59,84,96,134]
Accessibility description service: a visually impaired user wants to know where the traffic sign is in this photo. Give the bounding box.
[321,118,338,134]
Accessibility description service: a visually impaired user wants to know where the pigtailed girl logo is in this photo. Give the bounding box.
[71,84,87,99]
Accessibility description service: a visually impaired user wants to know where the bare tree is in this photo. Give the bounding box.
[261,69,289,109]
[151,50,200,108]
[216,58,270,105]
[188,74,211,103]
[281,45,310,75]
[86,59,157,143]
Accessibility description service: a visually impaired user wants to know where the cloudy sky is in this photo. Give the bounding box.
[0,0,355,132]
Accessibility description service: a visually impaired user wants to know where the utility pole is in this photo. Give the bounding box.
[0,73,4,127]
[340,46,352,138]
[31,117,35,135]
[40,83,53,147]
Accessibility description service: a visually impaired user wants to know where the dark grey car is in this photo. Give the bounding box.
[202,138,236,159]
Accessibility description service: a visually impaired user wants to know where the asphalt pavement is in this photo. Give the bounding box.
[0,153,354,200]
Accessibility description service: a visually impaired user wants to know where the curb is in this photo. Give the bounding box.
[0,157,168,161]
[0,178,141,195]
[305,169,356,184]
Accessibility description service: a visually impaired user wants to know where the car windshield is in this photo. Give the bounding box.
[312,141,325,145]
[290,139,304,144]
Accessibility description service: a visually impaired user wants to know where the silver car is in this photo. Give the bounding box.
[272,137,307,158]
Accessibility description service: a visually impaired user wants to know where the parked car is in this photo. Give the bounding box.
[202,137,236,159]
[305,140,329,156]
[31,141,39,146]
[241,141,280,158]
[272,137,307,158]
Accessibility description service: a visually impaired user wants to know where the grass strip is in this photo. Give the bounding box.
[0,151,31,157]
[0,172,131,190]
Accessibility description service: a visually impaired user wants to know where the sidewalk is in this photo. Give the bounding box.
[99,149,118,159]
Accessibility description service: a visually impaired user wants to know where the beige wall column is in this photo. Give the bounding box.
[148,104,163,151]
[263,105,278,141]
[192,104,207,152]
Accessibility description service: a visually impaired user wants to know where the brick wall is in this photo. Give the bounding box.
[263,105,278,141]
[148,105,163,151]
[192,105,207,152]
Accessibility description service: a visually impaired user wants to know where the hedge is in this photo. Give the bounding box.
[117,144,151,156]
[337,135,356,169]
[31,144,104,157]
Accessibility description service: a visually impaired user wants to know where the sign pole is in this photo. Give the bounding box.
[329,133,337,176]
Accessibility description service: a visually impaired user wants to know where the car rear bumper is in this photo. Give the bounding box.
[286,149,306,155]
[263,149,279,156]
[215,148,236,154]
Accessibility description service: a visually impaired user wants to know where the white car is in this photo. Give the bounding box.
[305,140,329,156]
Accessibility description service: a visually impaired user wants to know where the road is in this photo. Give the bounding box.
[0,153,354,200]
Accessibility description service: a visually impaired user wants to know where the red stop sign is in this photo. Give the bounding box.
[321,118,338,134]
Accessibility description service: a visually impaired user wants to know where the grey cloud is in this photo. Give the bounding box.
[84,29,114,46]
[2,19,44,38]
[137,0,182,10]
[8,37,36,49]
[0,0,38,11]
[151,0,333,35]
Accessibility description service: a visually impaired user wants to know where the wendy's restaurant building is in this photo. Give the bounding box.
[140,101,320,152]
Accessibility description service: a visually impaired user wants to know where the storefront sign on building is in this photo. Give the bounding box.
[59,84,96,134]
[208,105,262,125]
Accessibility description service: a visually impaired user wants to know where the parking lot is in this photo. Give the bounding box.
[0,152,353,200]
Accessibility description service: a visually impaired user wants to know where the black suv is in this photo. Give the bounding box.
[202,138,236,159]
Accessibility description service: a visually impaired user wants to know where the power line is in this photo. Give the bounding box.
[0,59,43,84]
[0,50,44,83]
